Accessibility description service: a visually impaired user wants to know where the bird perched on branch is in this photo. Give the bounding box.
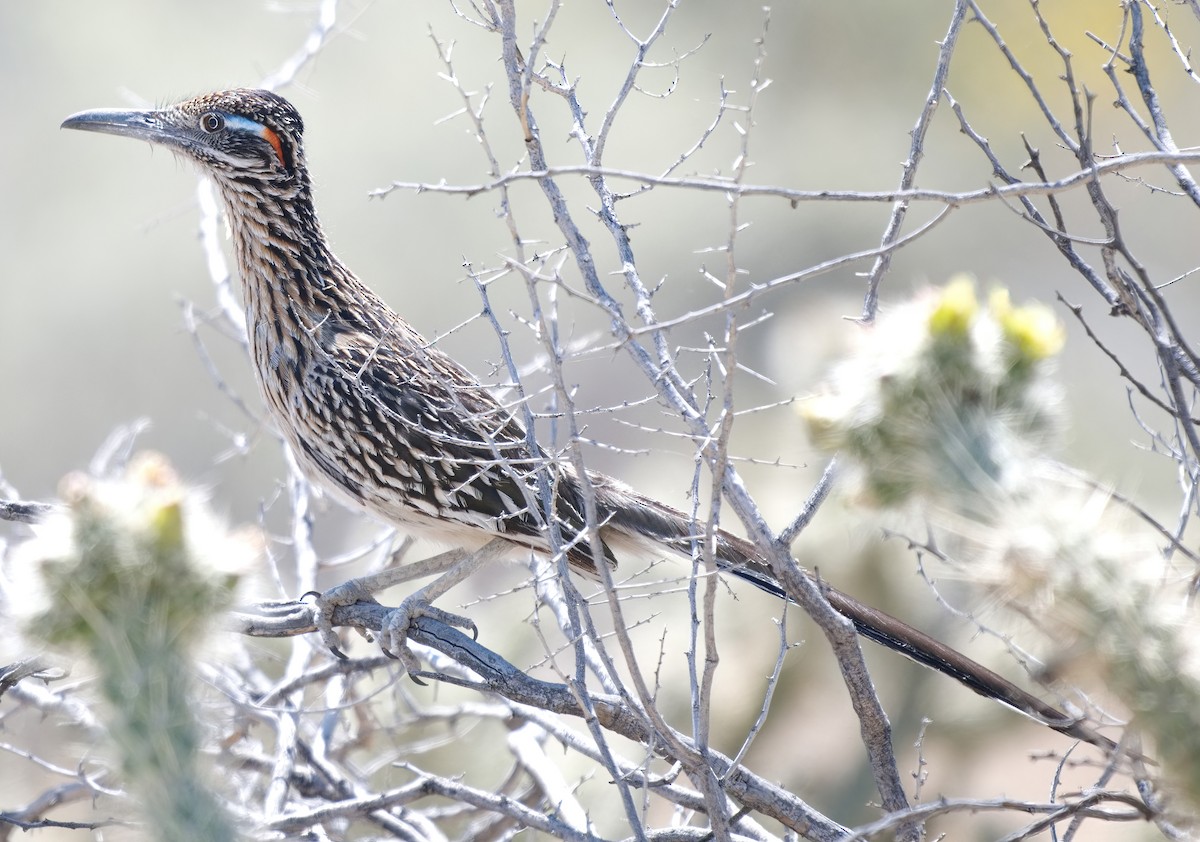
[62,88,1112,751]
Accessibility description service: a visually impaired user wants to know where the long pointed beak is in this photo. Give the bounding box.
[61,108,175,147]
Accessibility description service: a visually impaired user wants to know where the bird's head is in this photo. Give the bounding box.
[62,89,308,190]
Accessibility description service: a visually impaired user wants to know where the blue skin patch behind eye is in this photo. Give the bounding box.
[224,114,267,136]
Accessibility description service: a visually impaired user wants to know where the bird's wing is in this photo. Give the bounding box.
[315,317,616,571]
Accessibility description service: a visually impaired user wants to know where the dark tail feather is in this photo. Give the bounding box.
[595,480,1117,753]
[720,562,1117,753]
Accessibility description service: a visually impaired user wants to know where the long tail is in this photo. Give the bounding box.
[594,477,1116,753]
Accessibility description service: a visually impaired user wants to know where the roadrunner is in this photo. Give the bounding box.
[63,88,1110,750]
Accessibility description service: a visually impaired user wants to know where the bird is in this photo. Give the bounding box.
[62,88,1112,751]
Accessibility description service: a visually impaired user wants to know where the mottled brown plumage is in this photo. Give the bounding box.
[62,89,1114,751]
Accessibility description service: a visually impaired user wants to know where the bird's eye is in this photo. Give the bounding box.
[200,112,225,133]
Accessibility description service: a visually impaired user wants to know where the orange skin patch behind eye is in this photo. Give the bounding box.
[260,126,285,169]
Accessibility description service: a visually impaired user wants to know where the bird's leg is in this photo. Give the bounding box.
[311,538,512,671]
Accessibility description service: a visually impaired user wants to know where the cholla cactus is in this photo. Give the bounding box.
[981,479,1200,811]
[801,275,1065,511]
[20,452,254,842]
[803,278,1200,813]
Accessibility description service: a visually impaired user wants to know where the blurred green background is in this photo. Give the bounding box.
[2,1,1195,839]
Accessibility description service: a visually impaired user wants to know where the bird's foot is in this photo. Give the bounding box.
[377,596,479,681]
[305,539,509,676]
[304,546,482,659]
[307,578,381,660]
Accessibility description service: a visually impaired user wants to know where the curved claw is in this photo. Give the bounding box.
[375,595,479,680]
[306,587,360,660]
